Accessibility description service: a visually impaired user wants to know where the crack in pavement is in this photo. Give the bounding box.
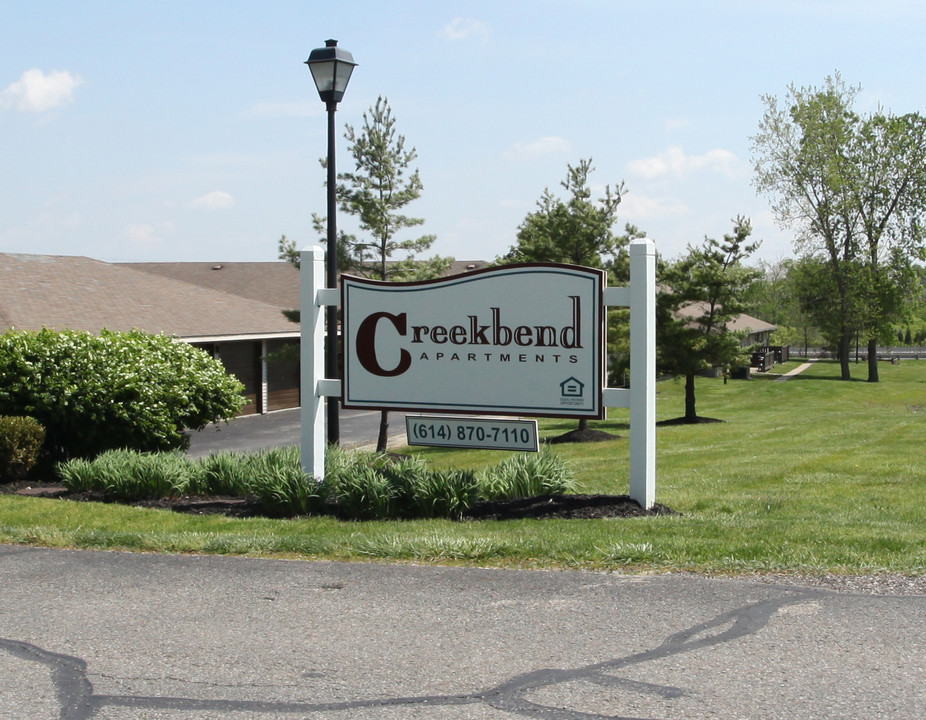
[0,590,812,719]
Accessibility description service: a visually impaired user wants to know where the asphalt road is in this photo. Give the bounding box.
[186,408,407,457]
[1,546,923,719]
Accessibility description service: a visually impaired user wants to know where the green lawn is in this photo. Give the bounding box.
[2,359,924,575]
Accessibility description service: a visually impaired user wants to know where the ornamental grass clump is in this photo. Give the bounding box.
[322,451,481,520]
[324,449,399,520]
[58,449,195,500]
[54,443,578,520]
[478,449,576,500]
[246,446,323,517]
[194,450,257,496]
[397,467,480,520]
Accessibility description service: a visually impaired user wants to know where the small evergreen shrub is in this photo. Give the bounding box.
[0,416,46,480]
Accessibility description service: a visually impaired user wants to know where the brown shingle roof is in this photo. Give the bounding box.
[128,261,301,310]
[447,260,491,274]
[676,302,776,335]
[0,254,299,340]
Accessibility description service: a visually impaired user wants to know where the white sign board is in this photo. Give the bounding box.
[342,264,605,418]
[406,415,540,452]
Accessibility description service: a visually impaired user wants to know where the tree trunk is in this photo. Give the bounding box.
[684,374,697,421]
[376,410,389,453]
[576,418,589,432]
[838,330,852,380]
[867,338,880,383]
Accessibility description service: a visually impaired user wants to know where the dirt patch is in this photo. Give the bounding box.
[4,481,676,521]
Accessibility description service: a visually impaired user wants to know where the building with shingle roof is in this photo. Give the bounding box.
[0,253,301,415]
[675,301,777,346]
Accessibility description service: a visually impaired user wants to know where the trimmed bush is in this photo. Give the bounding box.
[0,415,45,480]
[0,328,245,460]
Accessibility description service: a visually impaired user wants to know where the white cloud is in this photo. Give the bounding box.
[441,18,490,42]
[191,191,234,210]
[504,136,573,160]
[627,146,743,179]
[1,69,84,113]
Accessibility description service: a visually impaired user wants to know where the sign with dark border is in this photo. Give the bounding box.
[341,264,605,418]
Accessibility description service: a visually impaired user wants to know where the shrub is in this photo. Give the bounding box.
[478,449,577,500]
[0,328,245,460]
[0,416,46,480]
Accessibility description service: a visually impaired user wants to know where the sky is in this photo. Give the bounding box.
[3,0,926,266]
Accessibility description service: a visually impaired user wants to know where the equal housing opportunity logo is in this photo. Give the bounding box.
[341,264,605,418]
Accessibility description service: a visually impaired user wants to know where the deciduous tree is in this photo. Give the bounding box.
[752,73,926,381]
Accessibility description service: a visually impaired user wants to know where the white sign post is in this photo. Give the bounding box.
[627,239,657,508]
[301,238,657,509]
[299,247,329,482]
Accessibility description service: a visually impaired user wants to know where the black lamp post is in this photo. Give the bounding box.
[305,39,356,445]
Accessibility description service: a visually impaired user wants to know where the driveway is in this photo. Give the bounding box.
[186,408,407,457]
[0,547,923,719]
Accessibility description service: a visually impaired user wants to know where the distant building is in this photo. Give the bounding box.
[674,302,777,347]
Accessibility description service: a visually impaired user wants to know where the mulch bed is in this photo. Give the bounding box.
[545,429,620,444]
[2,481,268,518]
[656,416,723,426]
[3,481,676,520]
[463,493,676,520]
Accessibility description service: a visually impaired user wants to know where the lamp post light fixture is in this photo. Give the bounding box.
[305,39,356,445]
